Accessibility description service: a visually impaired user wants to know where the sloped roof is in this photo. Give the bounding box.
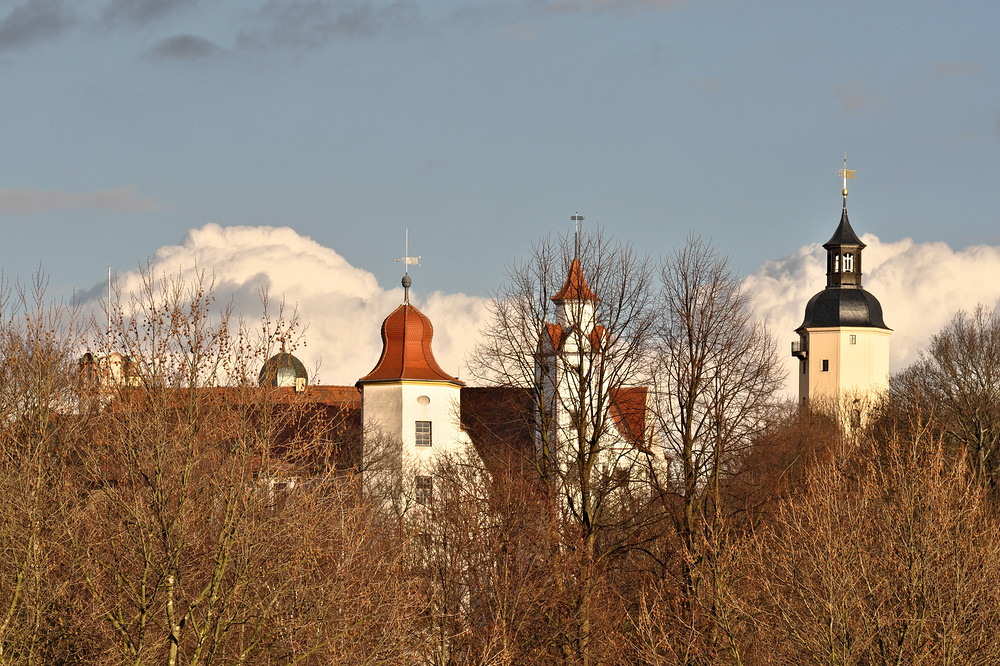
[551,259,599,303]
[545,323,608,352]
[823,206,865,249]
[270,385,361,407]
[546,323,564,350]
[461,386,536,477]
[797,287,890,331]
[358,303,464,385]
[609,386,651,450]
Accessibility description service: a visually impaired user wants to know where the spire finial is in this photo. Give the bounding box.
[397,228,420,305]
[838,155,856,202]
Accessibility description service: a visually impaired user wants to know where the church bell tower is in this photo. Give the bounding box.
[792,161,891,409]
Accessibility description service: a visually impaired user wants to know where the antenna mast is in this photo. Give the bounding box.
[571,212,584,259]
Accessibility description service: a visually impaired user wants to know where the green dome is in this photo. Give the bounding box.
[258,352,308,387]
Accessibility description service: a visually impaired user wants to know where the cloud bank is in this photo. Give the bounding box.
[91,224,489,386]
[144,33,219,60]
[747,236,1000,398]
[100,0,197,28]
[77,224,1000,400]
[0,186,162,215]
[236,0,419,53]
[0,0,74,52]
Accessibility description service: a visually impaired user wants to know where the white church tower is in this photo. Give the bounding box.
[792,162,891,412]
[358,273,467,508]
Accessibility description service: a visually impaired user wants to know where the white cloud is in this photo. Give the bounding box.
[0,186,162,215]
[85,223,1000,401]
[747,236,1000,398]
[94,223,489,387]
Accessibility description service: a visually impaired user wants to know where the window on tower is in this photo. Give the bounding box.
[822,359,829,372]
[833,254,840,272]
[415,476,432,505]
[850,334,857,345]
[843,253,854,272]
[415,421,432,447]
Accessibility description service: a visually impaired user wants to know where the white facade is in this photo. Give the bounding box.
[797,327,891,405]
[361,379,471,506]
[536,259,660,497]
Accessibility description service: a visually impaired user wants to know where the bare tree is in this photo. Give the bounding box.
[471,227,658,664]
[894,304,1000,488]
[0,272,85,662]
[651,235,784,658]
[47,269,422,664]
[738,422,1000,665]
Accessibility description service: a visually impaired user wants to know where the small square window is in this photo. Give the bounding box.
[822,360,829,372]
[415,475,432,505]
[415,421,432,447]
[849,334,857,345]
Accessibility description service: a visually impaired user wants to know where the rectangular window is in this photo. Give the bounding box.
[415,421,432,447]
[849,334,857,345]
[415,475,432,505]
[822,359,829,372]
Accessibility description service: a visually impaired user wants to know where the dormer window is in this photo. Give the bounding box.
[843,253,854,272]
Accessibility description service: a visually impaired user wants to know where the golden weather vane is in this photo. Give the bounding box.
[838,155,856,198]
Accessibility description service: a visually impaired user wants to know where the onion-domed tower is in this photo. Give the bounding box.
[792,163,891,408]
[357,273,466,507]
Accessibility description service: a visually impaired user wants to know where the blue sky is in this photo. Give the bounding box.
[2,0,998,297]
[1,0,999,392]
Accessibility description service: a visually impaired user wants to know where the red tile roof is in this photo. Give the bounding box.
[461,387,536,478]
[610,387,651,450]
[357,303,464,385]
[270,385,361,407]
[551,259,599,303]
[546,323,564,351]
[545,323,608,352]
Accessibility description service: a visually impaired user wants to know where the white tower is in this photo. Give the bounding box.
[357,274,467,508]
[792,162,891,414]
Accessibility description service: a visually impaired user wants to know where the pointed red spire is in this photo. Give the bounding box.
[551,259,599,303]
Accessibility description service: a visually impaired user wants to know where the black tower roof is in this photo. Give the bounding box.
[797,196,890,332]
[823,205,865,250]
[797,288,888,332]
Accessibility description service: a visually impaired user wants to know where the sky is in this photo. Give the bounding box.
[1,0,1000,395]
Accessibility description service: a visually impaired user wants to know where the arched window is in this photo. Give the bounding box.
[833,254,840,272]
[843,253,854,272]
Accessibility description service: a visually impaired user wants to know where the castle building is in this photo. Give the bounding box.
[82,221,657,510]
[792,173,891,410]
[349,256,652,510]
